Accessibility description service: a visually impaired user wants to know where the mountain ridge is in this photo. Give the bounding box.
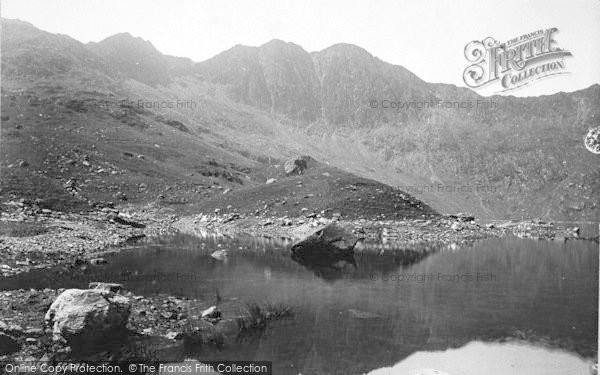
[1,18,598,221]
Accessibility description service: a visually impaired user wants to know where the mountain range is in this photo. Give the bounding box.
[1,18,598,221]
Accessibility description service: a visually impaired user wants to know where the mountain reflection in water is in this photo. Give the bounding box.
[367,340,594,375]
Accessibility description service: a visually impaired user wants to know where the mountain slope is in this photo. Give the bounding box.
[1,18,598,221]
[312,43,434,125]
[0,18,434,220]
[1,19,115,84]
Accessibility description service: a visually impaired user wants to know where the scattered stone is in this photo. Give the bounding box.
[450,222,463,231]
[88,282,123,293]
[89,258,107,266]
[112,216,146,228]
[113,191,127,201]
[221,213,239,224]
[24,328,44,336]
[451,213,475,222]
[266,178,277,185]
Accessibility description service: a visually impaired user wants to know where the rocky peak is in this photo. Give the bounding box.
[87,32,170,86]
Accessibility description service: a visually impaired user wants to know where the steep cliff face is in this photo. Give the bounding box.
[196,40,321,121]
[195,45,271,108]
[258,40,321,121]
[2,17,598,220]
[312,43,431,126]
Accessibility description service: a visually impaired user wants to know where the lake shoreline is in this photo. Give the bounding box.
[0,202,593,363]
[1,200,589,278]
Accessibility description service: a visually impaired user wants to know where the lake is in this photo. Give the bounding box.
[2,232,598,375]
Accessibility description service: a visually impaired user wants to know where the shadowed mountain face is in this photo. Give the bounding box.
[195,45,271,109]
[196,39,321,121]
[87,33,171,87]
[1,18,598,221]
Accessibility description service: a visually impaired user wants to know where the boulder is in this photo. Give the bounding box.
[0,332,19,355]
[201,306,221,320]
[44,289,131,345]
[284,156,310,175]
[210,250,228,261]
[164,331,184,341]
[291,223,358,257]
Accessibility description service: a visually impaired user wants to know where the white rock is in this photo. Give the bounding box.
[44,289,131,344]
[450,222,462,231]
[201,306,220,319]
[210,250,228,260]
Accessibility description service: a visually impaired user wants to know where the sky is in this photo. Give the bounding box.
[2,0,600,97]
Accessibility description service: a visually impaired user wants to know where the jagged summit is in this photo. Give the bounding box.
[87,32,170,86]
[1,18,598,220]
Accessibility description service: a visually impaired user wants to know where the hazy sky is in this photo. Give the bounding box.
[2,0,600,97]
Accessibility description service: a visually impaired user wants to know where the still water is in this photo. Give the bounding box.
[4,233,598,375]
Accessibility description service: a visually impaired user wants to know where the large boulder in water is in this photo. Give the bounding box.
[291,223,358,258]
[284,156,311,175]
[44,289,131,345]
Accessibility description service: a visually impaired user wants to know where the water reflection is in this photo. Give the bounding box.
[1,233,597,374]
[367,340,594,375]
